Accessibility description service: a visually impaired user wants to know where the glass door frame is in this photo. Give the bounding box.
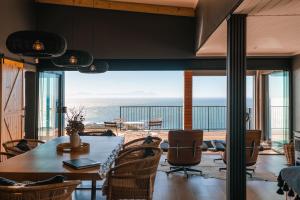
[36,71,65,138]
[258,69,292,152]
[191,68,293,142]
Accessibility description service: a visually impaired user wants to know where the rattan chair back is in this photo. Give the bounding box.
[123,137,162,149]
[3,139,45,155]
[0,180,80,200]
[106,147,162,200]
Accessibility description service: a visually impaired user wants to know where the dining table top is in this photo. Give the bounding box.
[0,136,124,181]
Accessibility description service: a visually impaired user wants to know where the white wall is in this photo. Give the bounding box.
[293,55,300,131]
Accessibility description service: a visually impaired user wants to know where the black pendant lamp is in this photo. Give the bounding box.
[79,61,109,73]
[51,50,93,68]
[6,31,67,62]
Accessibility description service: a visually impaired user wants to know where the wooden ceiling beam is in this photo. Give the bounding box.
[35,0,195,17]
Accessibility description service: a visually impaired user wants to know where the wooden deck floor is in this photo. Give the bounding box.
[72,154,286,200]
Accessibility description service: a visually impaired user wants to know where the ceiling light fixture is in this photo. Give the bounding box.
[69,55,78,65]
[32,40,45,51]
[79,61,109,74]
[6,31,67,64]
[52,50,93,68]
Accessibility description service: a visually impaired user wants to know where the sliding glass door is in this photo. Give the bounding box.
[38,72,64,140]
[267,71,290,152]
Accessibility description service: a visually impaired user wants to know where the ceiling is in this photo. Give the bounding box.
[35,0,196,17]
[114,0,198,8]
[197,0,300,57]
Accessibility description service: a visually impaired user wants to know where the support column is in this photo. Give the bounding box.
[25,72,37,139]
[184,71,193,130]
[262,75,271,141]
[226,14,247,200]
[254,71,262,131]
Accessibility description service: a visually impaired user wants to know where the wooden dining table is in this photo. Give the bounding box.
[0,136,124,200]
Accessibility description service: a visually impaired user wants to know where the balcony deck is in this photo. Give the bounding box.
[120,130,226,143]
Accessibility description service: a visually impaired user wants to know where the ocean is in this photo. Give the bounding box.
[65,97,254,130]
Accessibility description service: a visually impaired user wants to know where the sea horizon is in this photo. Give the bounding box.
[65,97,253,125]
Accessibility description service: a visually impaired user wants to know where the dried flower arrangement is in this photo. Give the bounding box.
[65,107,85,136]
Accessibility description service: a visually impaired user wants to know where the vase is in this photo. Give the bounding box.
[70,132,81,148]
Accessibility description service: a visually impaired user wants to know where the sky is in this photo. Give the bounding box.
[65,71,255,99]
[65,71,184,98]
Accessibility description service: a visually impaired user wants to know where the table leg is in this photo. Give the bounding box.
[91,180,96,200]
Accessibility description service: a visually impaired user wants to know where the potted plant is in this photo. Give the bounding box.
[65,107,85,148]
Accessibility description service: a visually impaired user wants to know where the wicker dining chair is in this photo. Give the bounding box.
[0,152,15,162]
[0,180,80,200]
[103,147,162,200]
[3,139,45,155]
[119,136,162,155]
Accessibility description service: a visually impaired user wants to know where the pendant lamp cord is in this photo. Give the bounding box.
[72,0,76,43]
[71,0,77,69]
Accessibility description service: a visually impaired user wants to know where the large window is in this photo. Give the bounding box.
[65,71,183,130]
[192,75,254,132]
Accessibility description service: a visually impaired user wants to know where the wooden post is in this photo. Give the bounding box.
[184,71,193,130]
[226,14,247,200]
[254,71,262,131]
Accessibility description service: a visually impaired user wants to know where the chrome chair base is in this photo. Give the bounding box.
[219,167,255,178]
[166,166,202,178]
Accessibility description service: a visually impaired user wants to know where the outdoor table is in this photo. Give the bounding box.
[123,121,145,130]
[0,136,124,200]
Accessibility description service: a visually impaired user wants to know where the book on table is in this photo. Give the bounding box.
[63,158,101,169]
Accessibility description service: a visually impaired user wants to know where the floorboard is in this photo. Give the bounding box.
[72,155,286,200]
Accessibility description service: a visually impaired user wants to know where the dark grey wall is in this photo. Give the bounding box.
[293,55,300,131]
[36,4,195,59]
[0,0,36,59]
[38,57,292,71]
[25,71,37,139]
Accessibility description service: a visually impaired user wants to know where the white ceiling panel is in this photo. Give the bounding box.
[236,0,300,16]
[197,0,300,56]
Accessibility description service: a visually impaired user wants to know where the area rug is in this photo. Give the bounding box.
[158,154,278,182]
[259,149,283,155]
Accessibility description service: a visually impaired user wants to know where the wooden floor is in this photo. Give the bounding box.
[72,154,286,200]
